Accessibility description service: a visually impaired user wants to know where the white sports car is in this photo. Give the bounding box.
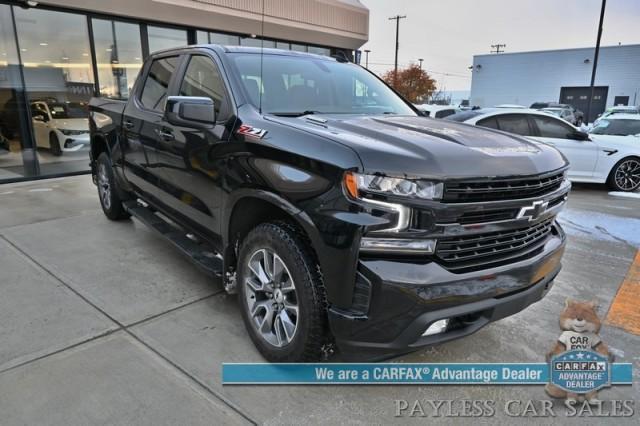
[447,108,640,192]
[30,100,90,156]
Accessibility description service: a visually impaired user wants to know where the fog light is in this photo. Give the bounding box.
[422,319,449,336]
[360,238,436,254]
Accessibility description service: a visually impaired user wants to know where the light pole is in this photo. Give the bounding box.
[586,0,607,124]
[364,49,371,69]
[388,15,406,82]
[418,58,423,70]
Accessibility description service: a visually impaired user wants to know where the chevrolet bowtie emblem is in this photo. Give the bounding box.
[517,200,549,221]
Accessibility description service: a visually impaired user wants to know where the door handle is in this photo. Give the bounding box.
[123,120,134,130]
[158,128,174,141]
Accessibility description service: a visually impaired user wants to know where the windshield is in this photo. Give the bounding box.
[230,53,416,116]
[590,119,640,136]
[47,102,88,119]
[542,108,563,116]
[445,110,485,122]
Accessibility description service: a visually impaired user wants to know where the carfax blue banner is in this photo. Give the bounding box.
[222,362,633,385]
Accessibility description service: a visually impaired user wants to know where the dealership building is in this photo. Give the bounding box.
[0,0,369,182]
[469,44,640,122]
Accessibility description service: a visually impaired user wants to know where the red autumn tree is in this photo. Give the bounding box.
[382,64,436,103]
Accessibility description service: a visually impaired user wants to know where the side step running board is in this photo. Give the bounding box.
[124,200,223,279]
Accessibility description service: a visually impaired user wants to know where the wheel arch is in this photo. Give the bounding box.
[223,192,319,271]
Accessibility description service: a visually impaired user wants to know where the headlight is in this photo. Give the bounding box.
[59,129,87,136]
[344,172,443,200]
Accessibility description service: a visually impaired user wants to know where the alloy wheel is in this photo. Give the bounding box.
[97,162,112,210]
[614,159,640,191]
[244,248,299,347]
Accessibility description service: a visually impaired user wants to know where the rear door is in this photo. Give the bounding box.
[121,54,181,199]
[528,114,598,178]
[154,51,234,241]
[477,113,532,136]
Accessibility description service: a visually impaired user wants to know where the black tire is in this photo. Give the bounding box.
[607,157,640,192]
[96,152,131,220]
[237,221,329,362]
[49,132,62,156]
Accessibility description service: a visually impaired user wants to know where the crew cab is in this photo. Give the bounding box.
[89,45,569,361]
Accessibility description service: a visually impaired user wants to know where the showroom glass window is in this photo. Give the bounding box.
[140,56,179,112]
[0,4,30,180]
[308,46,330,56]
[210,32,240,46]
[147,26,188,54]
[92,19,143,100]
[240,37,275,48]
[13,7,95,177]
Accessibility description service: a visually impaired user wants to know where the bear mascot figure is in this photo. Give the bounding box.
[545,299,610,404]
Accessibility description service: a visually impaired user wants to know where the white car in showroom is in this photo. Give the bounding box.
[30,100,90,156]
[447,108,640,192]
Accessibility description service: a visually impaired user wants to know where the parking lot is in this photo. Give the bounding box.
[0,175,639,425]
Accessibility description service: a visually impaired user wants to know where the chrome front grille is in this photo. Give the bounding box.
[436,218,555,272]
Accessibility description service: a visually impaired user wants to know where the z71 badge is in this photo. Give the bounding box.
[237,125,267,139]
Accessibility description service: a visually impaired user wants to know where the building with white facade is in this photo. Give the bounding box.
[469,44,640,122]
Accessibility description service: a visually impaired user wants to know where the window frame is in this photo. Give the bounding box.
[493,113,534,136]
[177,53,233,123]
[135,53,183,115]
[528,113,576,139]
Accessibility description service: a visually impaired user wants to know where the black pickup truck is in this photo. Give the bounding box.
[89,45,570,361]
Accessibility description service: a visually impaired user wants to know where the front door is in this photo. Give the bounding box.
[30,103,50,148]
[155,53,234,242]
[529,114,598,178]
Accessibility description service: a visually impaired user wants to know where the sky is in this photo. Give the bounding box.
[359,0,640,91]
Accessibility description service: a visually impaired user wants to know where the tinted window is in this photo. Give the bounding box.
[140,56,179,112]
[495,114,531,136]
[179,55,228,119]
[531,114,574,138]
[435,109,457,119]
[446,110,484,122]
[590,119,640,136]
[477,116,498,129]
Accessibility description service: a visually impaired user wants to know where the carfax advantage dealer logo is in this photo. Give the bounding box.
[550,350,611,394]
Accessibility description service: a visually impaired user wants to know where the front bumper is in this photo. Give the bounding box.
[328,222,565,360]
[59,131,90,152]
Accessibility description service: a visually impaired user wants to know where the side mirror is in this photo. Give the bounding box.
[33,115,44,122]
[164,96,216,128]
[567,130,590,141]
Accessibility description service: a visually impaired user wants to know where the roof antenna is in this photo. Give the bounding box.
[258,0,265,114]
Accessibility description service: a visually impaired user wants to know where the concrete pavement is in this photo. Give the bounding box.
[0,176,638,425]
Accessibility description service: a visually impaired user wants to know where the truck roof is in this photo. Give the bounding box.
[149,44,338,61]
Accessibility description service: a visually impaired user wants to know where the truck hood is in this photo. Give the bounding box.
[269,114,568,179]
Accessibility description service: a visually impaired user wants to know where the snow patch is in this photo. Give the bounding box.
[608,191,640,199]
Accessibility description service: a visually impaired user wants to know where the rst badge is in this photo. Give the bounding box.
[237,124,267,139]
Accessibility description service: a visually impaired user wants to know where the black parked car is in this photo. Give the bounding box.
[89,46,570,361]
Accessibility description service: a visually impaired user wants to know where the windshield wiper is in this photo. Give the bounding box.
[270,110,319,117]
